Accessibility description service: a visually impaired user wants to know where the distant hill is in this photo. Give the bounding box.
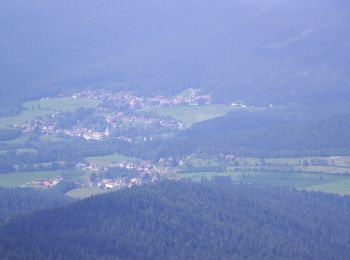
[1,182,350,259]
[1,0,350,115]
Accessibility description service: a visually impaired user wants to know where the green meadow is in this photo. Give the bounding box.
[86,153,138,166]
[40,134,67,143]
[143,104,233,127]
[307,180,350,196]
[177,170,350,196]
[0,97,99,129]
[0,171,62,187]
[66,187,108,199]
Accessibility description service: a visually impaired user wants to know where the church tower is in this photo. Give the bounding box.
[104,125,110,136]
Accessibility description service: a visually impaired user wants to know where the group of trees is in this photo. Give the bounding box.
[56,108,105,130]
[0,182,349,259]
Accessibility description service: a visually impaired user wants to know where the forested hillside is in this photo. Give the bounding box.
[1,0,350,116]
[0,188,70,225]
[170,109,350,157]
[1,182,350,259]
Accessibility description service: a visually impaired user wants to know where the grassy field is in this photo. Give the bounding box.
[183,156,350,175]
[0,171,62,187]
[86,153,138,166]
[16,148,37,154]
[177,170,350,195]
[2,135,28,145]
[307,180,350,196]
[66,187,108,199]
[143,104,233,127]
[0,148,37,156]
[238,156,350,167]
[40,135,67,143]
[0,97,99,128]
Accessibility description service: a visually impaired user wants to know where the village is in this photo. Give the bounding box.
[25,158,176,191]
[14,88,240,192]
[18,89,211,142]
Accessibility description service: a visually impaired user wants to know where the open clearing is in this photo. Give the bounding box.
[66,187,108,199]
[86,153,138,166]
[143,104,233,127]
[0,171,62,187]
[40,135,67,143]
[177,170,350,196]
[185,156,350,175]
[0,97,99,129]
[307,180,350,196]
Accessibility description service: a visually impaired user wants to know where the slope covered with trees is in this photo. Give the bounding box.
[170,108,350,157]
[0,188,70,225]
[1,182,349,259]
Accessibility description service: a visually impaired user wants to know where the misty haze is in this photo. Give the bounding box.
[0,1,350,259]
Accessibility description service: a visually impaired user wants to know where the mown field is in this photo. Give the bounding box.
[0,171,62,187]
[0,97,99,129]
[66,187,108,199]
[177,170,350,195]
[143,104,234,127]
[0,170,91,188]
[86,153,138,166]
[177,156,350,195]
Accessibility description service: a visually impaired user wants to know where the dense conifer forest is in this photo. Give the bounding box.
[0,188,70,225]
[0,182,349,259]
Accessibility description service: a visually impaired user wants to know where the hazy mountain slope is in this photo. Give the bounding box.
[1,0,350,115]
[0,182,350,259]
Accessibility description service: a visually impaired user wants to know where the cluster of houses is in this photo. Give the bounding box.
[26,153,238,191]
[96,176,151,189]
[73,90,146,109]
[74,88,212,109]
[75,158,174,190]
[19,114,60,135]
[105,112,180,131]
[62,126,109,141]
[18,89,194,142]
[28,177,63,188]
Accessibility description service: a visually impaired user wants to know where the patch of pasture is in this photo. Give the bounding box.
[143,104,234,127]
[86,153,138,166]
[0,97,99,128]
[177,170,350,195]
[66,187,108,199]
[16,148,38,154]
[40,135,67,143]
[0,171,62,187]
[306,180,350,196]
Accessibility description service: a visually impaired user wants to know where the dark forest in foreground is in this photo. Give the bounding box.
[1,182,349,260]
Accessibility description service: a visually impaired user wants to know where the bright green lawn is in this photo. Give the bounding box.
[0,97,99,128]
